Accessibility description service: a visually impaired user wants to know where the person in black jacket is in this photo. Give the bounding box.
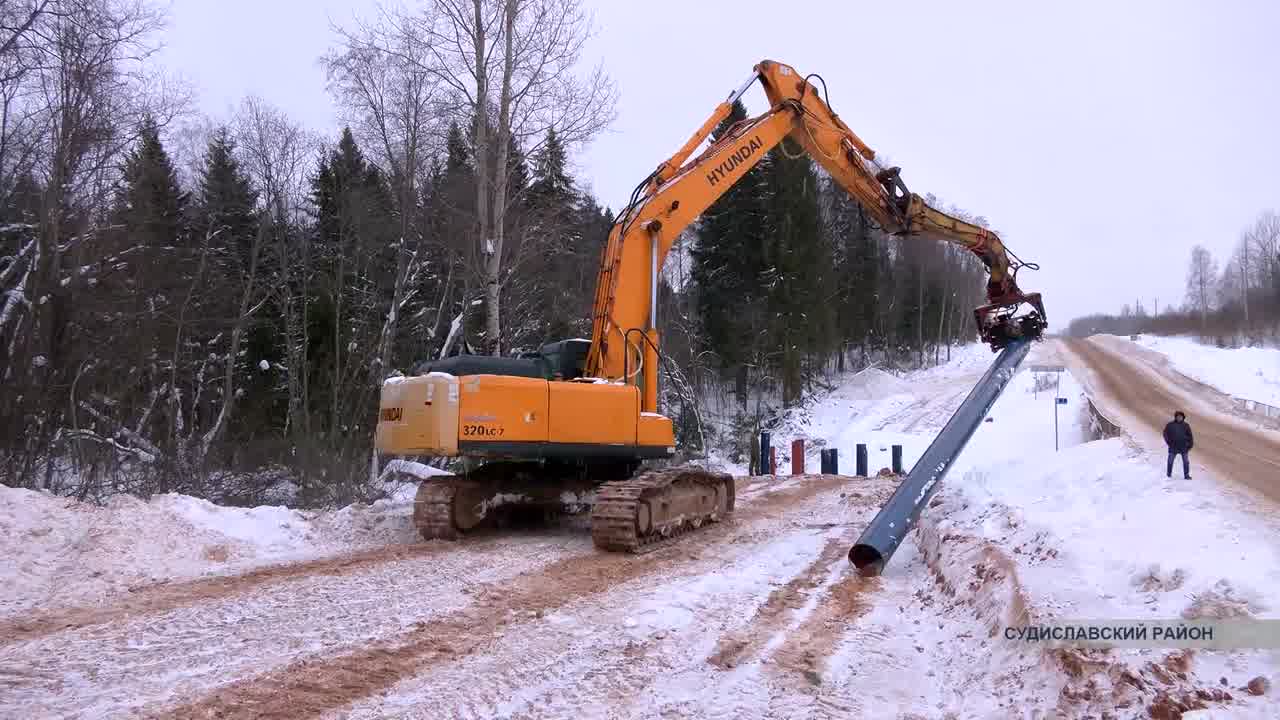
[1163,411,1193,479]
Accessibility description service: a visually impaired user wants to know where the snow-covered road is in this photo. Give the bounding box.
[5,474,1034,719]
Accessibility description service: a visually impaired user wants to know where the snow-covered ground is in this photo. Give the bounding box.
[0,479,422,619]
[751,340,1279,716]
[3,339,1278,718]
[1135,334,1280,407]
[765,341,1090,477]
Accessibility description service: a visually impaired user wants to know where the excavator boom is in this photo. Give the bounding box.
[376,59,1047,555]
[585,60,1046,413]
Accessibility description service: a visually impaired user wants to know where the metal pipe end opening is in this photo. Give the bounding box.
[849,544,883,576]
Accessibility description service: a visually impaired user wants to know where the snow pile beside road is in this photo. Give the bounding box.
[1137,334,1280,407]
[946,440,1280,625]
[776,341,1090,476]
[758,343,993,473]
[0,483,420,618]
[154,494,313,551]
[918,406,1280,716]
[778,344,1277,715]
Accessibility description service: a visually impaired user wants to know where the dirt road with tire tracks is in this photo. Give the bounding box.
[0,467,1062,719]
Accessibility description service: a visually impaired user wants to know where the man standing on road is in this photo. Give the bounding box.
[1163,411,1193,479]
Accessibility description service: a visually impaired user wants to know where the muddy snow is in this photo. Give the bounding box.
[2,338,1279,718]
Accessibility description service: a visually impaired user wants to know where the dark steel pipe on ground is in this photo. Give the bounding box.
[759,432,771,476]
[848,337,1033,575]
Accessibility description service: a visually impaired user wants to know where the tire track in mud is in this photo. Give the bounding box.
[3,478,778,650]
[706,536,852,671]
[343,510,860,718]
[149,474,857,720]
[334,481,903,719]
[705,531,881,692]
[1,536,576,720]
[765,568,880,689]
[707,486,891,678]
[0,540,482,648]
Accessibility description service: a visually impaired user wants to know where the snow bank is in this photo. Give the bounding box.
[910,360,1280,718]
[0,483,420,619]
[1136,334,1280,407]
[942,440,1280,623]
[781,345,1277,715]
[768,342,1089,476]
[923,438,1280,717]
[154,494,312,550]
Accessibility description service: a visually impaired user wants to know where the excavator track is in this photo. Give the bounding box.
[412,477,475,541]
[590,467,735,553]
[410,462,603,542]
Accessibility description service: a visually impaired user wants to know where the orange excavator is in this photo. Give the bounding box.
[375,60,1046,552]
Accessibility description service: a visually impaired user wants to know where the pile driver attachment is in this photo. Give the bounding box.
[976,292,1048,351]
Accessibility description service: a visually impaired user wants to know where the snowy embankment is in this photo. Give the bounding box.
[777,341,1278,716]
[0,479,425,619]
[1134,334,1280,408]
[766,341,1081,475]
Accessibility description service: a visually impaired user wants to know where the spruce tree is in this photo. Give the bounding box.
[307,128,395,443]
[506,134,529,202]
[114,116,188,247]
[689,100,770,398]
[761,138,830,404]
[438,121,485,351]
[105,116,193,467]
[0,173,42,226]
[195,128,279,444]
[515,128,582,347]
[529,128,573,209]
[826,184,882,367]
[196,128,259,270]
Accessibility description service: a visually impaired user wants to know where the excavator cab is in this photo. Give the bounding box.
[411,338,591,381]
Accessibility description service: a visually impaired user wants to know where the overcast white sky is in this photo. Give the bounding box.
[157,0,1280,327]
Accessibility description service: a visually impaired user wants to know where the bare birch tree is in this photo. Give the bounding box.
[233,96,317,439]
[376,0,616,354]
[1248,210,1279,307]
[1185,244,1218,330]
[325,13,443,384]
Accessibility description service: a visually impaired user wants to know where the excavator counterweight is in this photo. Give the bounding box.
[375,60,1047,551]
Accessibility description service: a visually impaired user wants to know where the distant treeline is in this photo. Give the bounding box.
[1067,211,1280,344]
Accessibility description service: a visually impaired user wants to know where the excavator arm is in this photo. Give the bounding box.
[584,59,1047,413]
